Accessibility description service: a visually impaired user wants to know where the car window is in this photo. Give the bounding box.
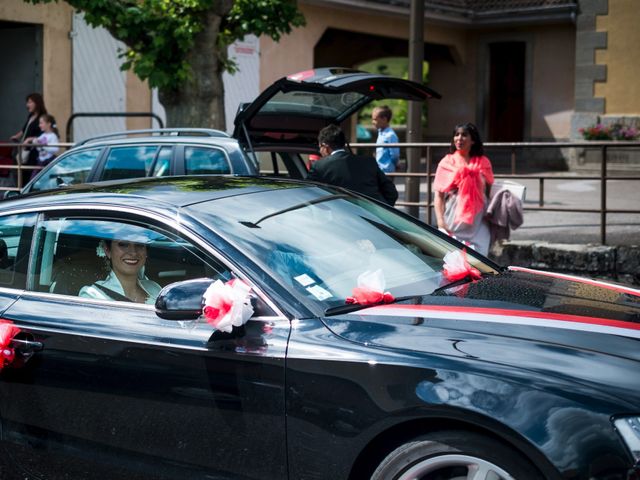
[184,147,231,175]
[151,146,172,177]
[0,213,36,289]
[30,148,102,192]
[101,146,158,181]
[31,217,231,304]
[255,151,289,176]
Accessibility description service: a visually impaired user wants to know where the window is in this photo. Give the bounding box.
[31,148,102,191]
[101,146,158,181]
[32,217,230,304]
[255,151,289,176]
[0,213,36,289]
[184,147,230,175]
[150,147,172,177]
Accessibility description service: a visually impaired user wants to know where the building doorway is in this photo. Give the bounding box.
[488,41,525,142]
[0,21,42,140]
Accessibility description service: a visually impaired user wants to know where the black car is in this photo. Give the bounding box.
[15,68,440,196]
[0,176,638,480]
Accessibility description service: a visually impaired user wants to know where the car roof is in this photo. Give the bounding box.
[233,67,441,150]
[2,176,305,213]
[71,129,240,150]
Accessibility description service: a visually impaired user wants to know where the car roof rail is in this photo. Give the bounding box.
[75,128,230,146]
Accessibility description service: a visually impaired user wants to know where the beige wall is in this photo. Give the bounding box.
[1,0,73,141]
[125,71,153,130]
[259,2,467,90]
[530,24,575,139]
[594,0,640,115]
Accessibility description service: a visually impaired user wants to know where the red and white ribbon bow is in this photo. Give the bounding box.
[202,279,254,333]
[442,249,482,282]
[346,269,395,305]
[0,319,20,370]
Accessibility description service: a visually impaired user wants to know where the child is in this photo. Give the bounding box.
[25,114,59,180]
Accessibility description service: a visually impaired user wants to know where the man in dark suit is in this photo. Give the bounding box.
[307,125,398,206]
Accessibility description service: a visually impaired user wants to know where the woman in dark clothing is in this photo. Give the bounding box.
[9,93,47,186]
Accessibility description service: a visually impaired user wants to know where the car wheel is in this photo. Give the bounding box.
[370,430,543,480]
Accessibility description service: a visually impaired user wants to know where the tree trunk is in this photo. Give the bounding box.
[159,9,228,130]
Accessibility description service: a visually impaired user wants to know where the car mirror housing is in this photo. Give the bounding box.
[155,278,211,320]
[2,190,19,200]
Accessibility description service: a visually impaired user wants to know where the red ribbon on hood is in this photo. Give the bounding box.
[442,249,482,282]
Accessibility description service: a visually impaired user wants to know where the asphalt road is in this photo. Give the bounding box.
[395,172,640,246]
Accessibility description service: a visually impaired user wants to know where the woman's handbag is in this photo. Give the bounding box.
[18,147,31,165]
[490,179,526,201]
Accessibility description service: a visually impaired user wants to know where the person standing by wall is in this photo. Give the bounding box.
[371,105,400,173]
[9,93,48,186]
[433,122,494,256]
[308,124,398,206]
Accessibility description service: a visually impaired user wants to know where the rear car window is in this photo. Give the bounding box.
[101,146,158,181]
[31,148,102,192]
[184,147,231,174]
[151,147,172,177]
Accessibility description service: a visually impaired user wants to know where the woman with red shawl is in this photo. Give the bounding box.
[433,123,494,256]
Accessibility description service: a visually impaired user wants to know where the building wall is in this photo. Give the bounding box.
[259,2,467,91]
[261,4,576,142]
[594,0,640,117]
[530,24,575,140]
[0,0,73,141]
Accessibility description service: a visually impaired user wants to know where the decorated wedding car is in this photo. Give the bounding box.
[0,176,638,480]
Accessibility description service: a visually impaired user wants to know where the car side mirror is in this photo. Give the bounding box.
[155,277,275,320]
[2,190,19,200]
[155,278,210,320]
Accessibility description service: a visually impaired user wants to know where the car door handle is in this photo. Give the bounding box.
[10,338,44,353]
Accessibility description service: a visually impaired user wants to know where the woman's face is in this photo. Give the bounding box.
[453,128,474,153]
[106,240,147,279]
[26,98,36,113]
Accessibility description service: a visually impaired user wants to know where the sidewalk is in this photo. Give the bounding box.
[395,172,640,286]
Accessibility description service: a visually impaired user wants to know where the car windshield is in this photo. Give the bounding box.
[191,186,497,310]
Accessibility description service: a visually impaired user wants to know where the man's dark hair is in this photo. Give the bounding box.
[318,124,346,150]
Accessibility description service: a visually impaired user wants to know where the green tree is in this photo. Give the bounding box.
[25,0,305,129]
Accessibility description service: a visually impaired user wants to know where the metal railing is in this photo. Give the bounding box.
[0,139,638,244]
[0,141,74,191]
[351,140,640,245]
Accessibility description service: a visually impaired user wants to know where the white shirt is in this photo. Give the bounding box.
[79,270,162,304]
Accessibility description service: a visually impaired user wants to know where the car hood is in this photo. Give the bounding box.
[323,268,640,401]
[233,67,441,151]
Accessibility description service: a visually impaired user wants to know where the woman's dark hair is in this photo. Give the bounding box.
[26,93,47,117]
[449,122,484,157]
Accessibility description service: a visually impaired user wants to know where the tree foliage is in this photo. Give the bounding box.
[25,0,305,90]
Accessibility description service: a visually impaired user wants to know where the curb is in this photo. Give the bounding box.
[488,241,640,287]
